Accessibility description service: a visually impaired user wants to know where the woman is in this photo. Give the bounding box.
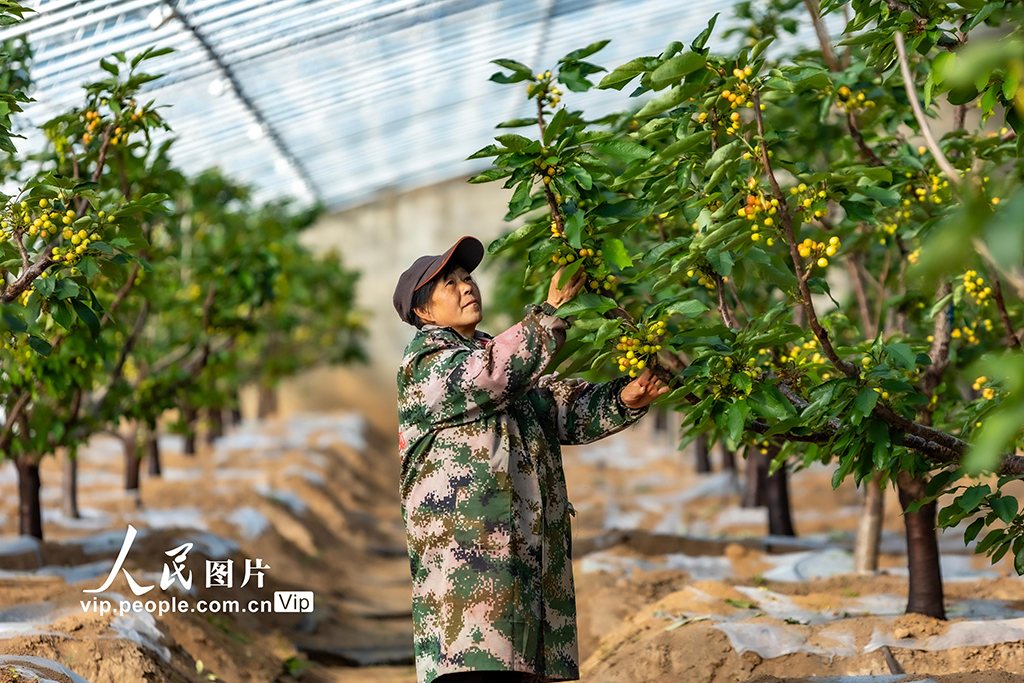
[393,235,667,683]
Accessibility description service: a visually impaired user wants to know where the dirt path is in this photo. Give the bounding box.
[1,369,1024,682]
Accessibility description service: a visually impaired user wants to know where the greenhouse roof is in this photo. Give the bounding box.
[6,0,837,212]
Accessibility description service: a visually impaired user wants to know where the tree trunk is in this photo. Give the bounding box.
[694,433,711,474]
[257,384,277,419]
[124,433,141,493]
[231,388,243,425]
[147,431,161,476]
[206,406,224,443]
[62,449,80,520]
[898,473,946,619]
[183,404,197,455]
[16,456,43,539]
[855,473,885,574]
[765,452,796,536]
[653,406,668,433]
[742,447,768,508]
[721,445,736,472]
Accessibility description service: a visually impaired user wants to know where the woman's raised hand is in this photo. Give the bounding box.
[546,266,587,309]
[619,368,671,409]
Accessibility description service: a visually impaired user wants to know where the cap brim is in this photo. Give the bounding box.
[413,236,484,291]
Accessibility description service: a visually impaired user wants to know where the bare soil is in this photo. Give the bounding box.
[1,366,1023,682]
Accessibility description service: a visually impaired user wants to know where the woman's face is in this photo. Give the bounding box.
[414,265,482,332]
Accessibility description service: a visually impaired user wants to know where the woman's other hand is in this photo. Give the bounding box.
[620,368,670,410]
[546,266,587,309]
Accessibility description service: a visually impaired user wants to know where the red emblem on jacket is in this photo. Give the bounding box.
[398,429,406,451]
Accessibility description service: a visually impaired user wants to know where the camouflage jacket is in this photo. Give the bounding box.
[396,302,649,683]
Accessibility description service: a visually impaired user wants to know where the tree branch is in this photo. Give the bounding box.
[803,0,839,72]
[973,237,1024,300]
[713,272,740,329]
[882,0,926,28]
[989,268,1020,347]
[0,390,31,455]
[921,281,952,395]
[847,111,885,167]
[894,31,961,185]
[769,372,1024,476]
[847,253,877,339]
[653,214,668,242]
[752,88,859,377]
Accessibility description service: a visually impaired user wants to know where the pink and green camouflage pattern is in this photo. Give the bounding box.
[397,302,649,683]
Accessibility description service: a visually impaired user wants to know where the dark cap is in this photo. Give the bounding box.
[393,235,485,326]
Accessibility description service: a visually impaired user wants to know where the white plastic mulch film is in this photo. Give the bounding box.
[6,0,837,211]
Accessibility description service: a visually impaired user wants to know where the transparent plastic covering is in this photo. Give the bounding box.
[6,0,837,210]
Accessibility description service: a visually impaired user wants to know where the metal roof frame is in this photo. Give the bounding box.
[10,0,837,211]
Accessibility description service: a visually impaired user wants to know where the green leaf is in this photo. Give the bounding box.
[690,13,719,52]
[964,517,985,544]
[884,342,916,370]
[2,309,27,333]
[650,52,706,87]
[992,496,1018,525]
[731,373,752,395]
[706,248,733,277]
[750,385,797,419]
[494,134,535,151]
[487,221,545,255]
[591,140,653,163]
[726,399,749,442]
[665,299,708,318]
[603,238,633,269]
[467,144,506,160]
[50,300,73,330]
[556,292,618,317]
[592,199,653,219]
[562,40,610,62]
[858,186,901,207]
[489,70,532,83]
[54,278,79,300]
[705,139,740,173]
[636,85,690,117]
[27,335,51,356]
[976,528,1004,554]
[597,57,659,90]
[508,179,533,217]
[469,168,513,184]
[557,259,584,289]
[658,130,713,159]
[491,59,534,79]
[34,276,55,297]
[544,108,568,146]
[496,118,538,129]
[72,299,101,339]
[932,51,956,85]
[1003,70,1020,102]
[959,484,990,513]
[853,387,880,420]
[99,58,119,76]
[564,211,584,249]
[566,164,592,190]
[750,36,775,62]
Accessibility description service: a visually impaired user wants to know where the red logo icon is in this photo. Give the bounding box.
[398,430,406,450]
